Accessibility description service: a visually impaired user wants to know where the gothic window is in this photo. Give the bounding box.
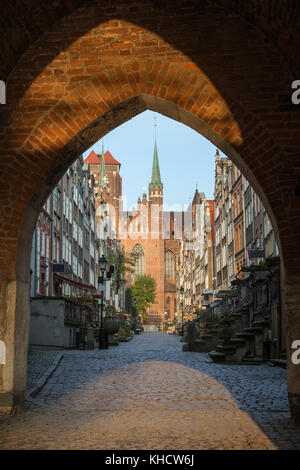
[132,244,145,276]
[165,250,175,280]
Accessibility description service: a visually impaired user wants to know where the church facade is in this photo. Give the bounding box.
[84,139,186,329]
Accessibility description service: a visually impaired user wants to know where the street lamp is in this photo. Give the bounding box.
[99,254,107,272]
[98,254,108,349]
[180,286,184,336]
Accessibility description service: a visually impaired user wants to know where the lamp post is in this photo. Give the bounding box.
[180,286,184,336]
[98,254,108,349]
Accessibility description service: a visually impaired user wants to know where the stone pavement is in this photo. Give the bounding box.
[1,333,300,450]
[27,349,62,389]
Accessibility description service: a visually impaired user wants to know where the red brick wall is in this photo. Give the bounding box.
[1,0,300,418]
[0,1,299,296]
[122,237,165,324]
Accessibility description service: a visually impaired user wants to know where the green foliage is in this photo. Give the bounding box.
[105,304,115,317]
[107,246,135,294]
[125,287,133,314]
[131,274,157,321]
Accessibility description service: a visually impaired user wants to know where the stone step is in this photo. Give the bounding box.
[216,345,236,355]
[195,339,207,345]
[207,329,218,335]
[253,320,270,328]
[270,359,287,369]
[185,339,213,353]
[232,312,242,318]
[237,305,250,313]
[201,334,213,340]
[243,327,264,334]
[242,356,265,363]
[235,332,255,339]
[230,338,246,346]
[223,317,235,324]
[208,351,226,363]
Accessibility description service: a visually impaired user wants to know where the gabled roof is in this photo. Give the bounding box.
[104,150,121,166]
[84,149,121,166]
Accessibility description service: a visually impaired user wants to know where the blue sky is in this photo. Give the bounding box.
[83,110,222,210]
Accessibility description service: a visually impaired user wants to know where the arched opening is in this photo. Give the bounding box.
[165,251,176,281]
[132,244,145,277]
[0,2,299,426]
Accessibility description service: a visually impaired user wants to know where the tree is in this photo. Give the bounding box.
[125,287,133,315]
[131,274,157,321]
[107,246,135,294]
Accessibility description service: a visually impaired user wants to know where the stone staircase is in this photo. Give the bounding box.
[208,303,271,364]
[183,329,218,352]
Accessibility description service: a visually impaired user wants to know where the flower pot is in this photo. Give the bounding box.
[103,318,120,346]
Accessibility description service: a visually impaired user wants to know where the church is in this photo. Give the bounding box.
[84,137,189,329]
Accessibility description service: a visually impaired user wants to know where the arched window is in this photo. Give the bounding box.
[165,250,175,280]
[132,244,145,276]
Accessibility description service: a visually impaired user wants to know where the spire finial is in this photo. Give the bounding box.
[149,129,163,191]
[154,115,157,140]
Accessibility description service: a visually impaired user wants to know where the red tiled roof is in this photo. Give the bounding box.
[84,149,120,166]
[84,150,99,164]
[104,150,120,165]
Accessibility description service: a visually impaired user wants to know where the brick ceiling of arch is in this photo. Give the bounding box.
[0,0,299,80]
[0,0,300,275]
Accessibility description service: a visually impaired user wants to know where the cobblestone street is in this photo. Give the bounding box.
[1,333,300,450]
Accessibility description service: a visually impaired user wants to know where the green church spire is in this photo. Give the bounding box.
[149,137,163,191]
[99,141,108,189]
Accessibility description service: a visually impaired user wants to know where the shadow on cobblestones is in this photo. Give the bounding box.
[0,333,300,450]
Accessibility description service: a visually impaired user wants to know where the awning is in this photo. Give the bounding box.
[54,274,98,294]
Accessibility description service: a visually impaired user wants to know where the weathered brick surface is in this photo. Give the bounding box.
[0,0,300,417]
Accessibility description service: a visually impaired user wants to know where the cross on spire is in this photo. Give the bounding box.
[149,119,163,191]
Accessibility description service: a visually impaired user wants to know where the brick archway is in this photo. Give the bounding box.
[0,1,300,422]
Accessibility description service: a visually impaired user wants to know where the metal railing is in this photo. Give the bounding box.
[221,278,269,319]
[189,295,233,329]
[187,278,269,329]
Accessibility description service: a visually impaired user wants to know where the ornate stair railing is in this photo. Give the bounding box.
[189,295,233,329]
[187,278,269,330]
[221,278,269,319]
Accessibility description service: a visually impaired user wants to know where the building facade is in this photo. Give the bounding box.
[30,157,98,299]
[84,144,125,312]
[177,189,215,323]
[119,138,184,329]
[213,150,279,290]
